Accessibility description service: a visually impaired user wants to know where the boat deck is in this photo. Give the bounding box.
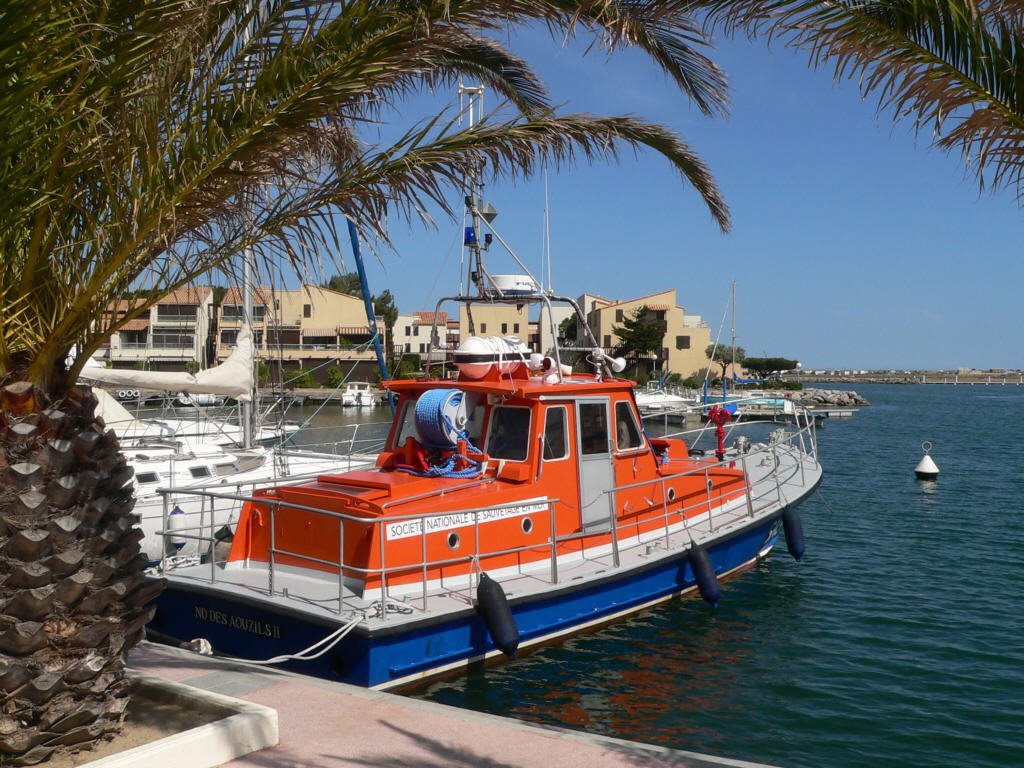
[162,437,820,636]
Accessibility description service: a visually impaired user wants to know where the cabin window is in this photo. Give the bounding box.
[136,472,159,484]
[487,406,530,461]
[214,462,239,476]
[614,401,643,451]
[464,395,486,446]
[189,466,212,479]
[579,402,609,455]
[543,406,568,460]
[394,400,419,446]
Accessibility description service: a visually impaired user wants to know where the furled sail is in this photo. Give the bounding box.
[81,326,254,401]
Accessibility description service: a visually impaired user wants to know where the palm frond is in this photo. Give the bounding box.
[1,0,729,392]
[697,0,1024,196]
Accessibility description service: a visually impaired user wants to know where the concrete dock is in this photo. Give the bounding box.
[124,641,778,768]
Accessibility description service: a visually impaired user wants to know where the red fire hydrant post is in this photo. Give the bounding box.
[706,405,731,461]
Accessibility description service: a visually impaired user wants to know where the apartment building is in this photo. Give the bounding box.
[216,284,385,382]
[393,311,460,362]
[102,286,215,370]
[579,289,712,380]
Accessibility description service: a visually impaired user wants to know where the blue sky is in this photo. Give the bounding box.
[344,26,1024,372]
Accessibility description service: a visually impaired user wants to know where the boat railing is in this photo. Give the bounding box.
[645,400,819,465]
[157,418,818,618]
[157,490,565,616]
[273,420,391,458]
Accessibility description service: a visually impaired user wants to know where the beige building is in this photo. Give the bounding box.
[394,311,459,364]
[580,289,712,380]
[458,303,530,341]
[101,286,215,370]
[217,285,385,382]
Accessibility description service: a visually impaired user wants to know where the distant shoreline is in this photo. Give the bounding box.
[796,372,1024,385]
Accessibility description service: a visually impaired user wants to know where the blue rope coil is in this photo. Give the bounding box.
[398,388,483,478]
[415,388,464,447]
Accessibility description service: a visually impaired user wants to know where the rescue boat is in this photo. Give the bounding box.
[148,92,821,686]
[148,299,822,688]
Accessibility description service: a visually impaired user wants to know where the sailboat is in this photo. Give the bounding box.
[146,86,822,690]
[83,317,380,564]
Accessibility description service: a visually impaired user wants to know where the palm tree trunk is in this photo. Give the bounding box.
[0,382,163,765]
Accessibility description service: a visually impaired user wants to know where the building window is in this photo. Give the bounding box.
[676,335,690,350]
[513,323,520,334]
[151,331,194,349]
[413,325,419,336]
[405,343,411,353]
[616,309,624,322]
[480,323,487,333]
[419,343,426,354]
[404,325,411,336]
[603,334,611,348]
[222,304,266,321]
[156,304,196,322]
[303,304,311,318]
[221,330,238,346]
[501,322,508,334]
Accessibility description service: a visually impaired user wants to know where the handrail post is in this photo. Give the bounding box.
[378,518,388,620]
[608,487,620,567]
[549,501,558,584]
[160,492,169,571]
[268,502,276,596]
[704,467,715,531]
[741,453,755,518]
[421,522,429,611]
[660,477,670,547]
[338,517,345,614]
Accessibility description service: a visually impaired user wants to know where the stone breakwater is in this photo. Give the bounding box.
[789,388,870,408]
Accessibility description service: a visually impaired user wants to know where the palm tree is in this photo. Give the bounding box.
[696,0,1024,196]
[0,1,733,762]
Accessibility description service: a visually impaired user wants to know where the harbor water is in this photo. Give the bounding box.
[289,384,1023,768]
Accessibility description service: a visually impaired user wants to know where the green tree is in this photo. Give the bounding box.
[323,273,363,296]
[558,314,579,345]
[705,344,746,381]
[0,1,732,761]
[373,289,400,359]
[613,306,665,377]
[744,357,800,378]
[699,1,1024,197]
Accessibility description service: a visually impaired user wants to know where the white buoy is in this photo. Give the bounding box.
[914,441,939,480]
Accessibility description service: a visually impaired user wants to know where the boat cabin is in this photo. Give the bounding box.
[226,339,750,598]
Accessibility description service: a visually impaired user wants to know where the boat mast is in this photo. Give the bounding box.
[731,279,736,381]
[242,246,254,450]
[461,84,486,303]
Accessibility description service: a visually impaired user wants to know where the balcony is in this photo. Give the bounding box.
[217,343,377,362]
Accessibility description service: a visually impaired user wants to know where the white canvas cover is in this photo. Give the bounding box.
[81,326,254,401]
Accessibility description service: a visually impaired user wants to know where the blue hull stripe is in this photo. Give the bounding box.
[152,517,781,688]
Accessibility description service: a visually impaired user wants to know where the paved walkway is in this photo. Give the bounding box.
[128,642,776,768]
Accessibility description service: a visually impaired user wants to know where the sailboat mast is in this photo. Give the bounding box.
[242,246,254,450]
[731,280,736,375]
